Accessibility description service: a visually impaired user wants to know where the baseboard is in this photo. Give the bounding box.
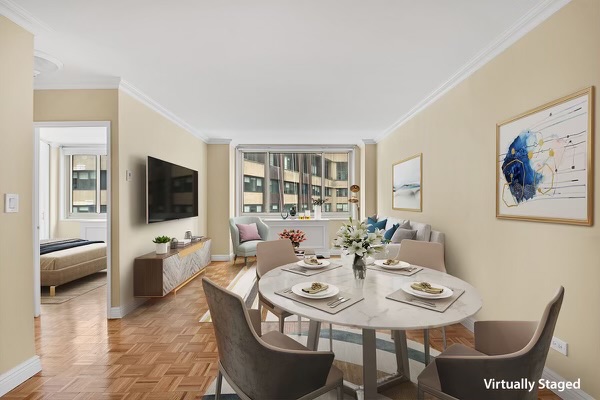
[108,297,147,319]
[541,368,593,400]
[211,253,233,262]
[0,356,42,397]
[461,317,592,399]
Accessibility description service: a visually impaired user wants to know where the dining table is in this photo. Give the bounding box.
[258,256,483,400]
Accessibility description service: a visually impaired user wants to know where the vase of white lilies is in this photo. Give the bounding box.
[333,218,384,279]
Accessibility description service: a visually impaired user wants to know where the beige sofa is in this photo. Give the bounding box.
[367,216,445,259]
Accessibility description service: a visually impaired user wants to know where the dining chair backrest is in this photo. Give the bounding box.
[397,239,446,272]
[256,239,298,279]
[202,277,335,399]
[434,286,564,400]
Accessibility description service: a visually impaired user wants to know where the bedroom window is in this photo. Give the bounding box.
[63,147,107,219]
[237,146,355,217]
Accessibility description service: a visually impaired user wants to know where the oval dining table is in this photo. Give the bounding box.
[259,258,482,400]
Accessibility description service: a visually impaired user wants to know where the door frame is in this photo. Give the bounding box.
[33,121,112,317]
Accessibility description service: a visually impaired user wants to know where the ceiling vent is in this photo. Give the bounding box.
[33,51,63,77]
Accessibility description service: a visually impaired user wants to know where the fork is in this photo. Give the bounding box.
[411,298,436,307]
[326,296,343,306]
[328,297,347,307]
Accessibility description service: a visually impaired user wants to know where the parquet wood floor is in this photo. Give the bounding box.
[2,259,560,400]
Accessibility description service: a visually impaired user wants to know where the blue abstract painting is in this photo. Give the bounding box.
[497,88,592,225]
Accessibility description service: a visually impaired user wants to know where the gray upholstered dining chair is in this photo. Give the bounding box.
[229,216,269,265]
[417,286,564,400]
[202,277,344,400]
[256,239,301,333]
[396,239,447,362]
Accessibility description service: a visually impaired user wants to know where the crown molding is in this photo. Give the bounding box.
[362,139,376,145]
[0,0,53,34]
[118,80,208,143]
[374,0,571,143]
[207,138,232,144]
[34,77,121,90]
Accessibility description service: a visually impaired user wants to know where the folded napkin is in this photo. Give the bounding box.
[302,282,329,294]
[305,258,323,266]
[411,282,444,294]
[383,259,399,266]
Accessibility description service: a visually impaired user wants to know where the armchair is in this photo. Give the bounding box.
[229,216,269,265]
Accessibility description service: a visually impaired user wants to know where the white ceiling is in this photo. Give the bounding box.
[5,0,567,144]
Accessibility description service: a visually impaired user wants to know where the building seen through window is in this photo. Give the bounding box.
[241,151,351,215]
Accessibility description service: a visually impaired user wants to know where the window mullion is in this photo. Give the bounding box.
[264,152,270,213]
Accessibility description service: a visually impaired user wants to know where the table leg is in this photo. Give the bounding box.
[392,330,411,379]
[423,329,430,365]
[306,320,321,350]
[362,329,378,399]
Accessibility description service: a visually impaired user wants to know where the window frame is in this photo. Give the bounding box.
[61,146,108,220]
[236,145,356,218]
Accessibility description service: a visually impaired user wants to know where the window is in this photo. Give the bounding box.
[244,176,263,192]
[239,147,353,216]
[336,188,348,197]
[336,203,349,212]
[66,151,107,217]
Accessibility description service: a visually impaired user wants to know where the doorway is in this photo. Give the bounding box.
[33,122,112,317]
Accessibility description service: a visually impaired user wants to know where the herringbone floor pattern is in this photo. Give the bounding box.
[2,259,559,399]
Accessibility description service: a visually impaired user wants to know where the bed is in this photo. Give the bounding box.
[40,238,107,296]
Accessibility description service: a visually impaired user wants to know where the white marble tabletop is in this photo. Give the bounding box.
[259,260,483,330]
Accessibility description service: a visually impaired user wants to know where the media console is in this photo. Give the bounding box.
[134,238,211,297]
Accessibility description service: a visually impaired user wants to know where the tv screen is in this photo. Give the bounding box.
[147,156,198,223]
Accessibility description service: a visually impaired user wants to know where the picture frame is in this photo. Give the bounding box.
[496,87,594,225]
[392,153,422,211]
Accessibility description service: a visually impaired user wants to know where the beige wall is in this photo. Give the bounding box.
[34,89,121,306]
[117,91,207,309]
[360,142,377,220]
[376,0,599,396]
[207,144,232,256]
[0,16,36,375]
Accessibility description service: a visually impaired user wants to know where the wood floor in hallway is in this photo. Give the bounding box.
[2,260,559,399]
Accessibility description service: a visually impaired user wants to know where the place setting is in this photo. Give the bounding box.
[281,254,343,276]
[386,280,464,312]
[275,281,363,314]
[367,258,423,276]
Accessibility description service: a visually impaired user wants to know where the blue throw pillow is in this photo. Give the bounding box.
[367,218,387,233]
[383,223,400,242]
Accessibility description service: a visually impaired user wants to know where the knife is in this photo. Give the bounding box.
[330,298,350,308]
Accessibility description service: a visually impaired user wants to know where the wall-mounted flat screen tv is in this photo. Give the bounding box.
[147,156,198,223]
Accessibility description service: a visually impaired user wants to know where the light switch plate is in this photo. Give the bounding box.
[4,193,19,213]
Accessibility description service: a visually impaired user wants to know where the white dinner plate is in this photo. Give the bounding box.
[401,282,453,299]
[374,259,412,270]
[296,260,330,269]
[291,282,339,299]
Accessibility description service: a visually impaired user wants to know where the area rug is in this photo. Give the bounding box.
[41,270,107,304]
[200,265,439,399]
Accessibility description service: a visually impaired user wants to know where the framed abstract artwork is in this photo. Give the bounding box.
[392,153,422,211]
[496,87,594,225]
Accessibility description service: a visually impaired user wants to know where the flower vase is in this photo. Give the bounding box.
[352,254,367,280]
[292,242,300,249]
[314,205,322,219]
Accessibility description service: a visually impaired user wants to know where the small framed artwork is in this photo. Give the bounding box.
[496,87,594,225]
[392,153,422,211]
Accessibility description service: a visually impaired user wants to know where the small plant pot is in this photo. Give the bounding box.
[155,242,170,255]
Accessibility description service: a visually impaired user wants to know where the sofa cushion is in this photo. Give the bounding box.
[367,217,387,233]
[383,223,400,242]
[237,222,262,243]
[390,228,417,243]
[409,221,432,242]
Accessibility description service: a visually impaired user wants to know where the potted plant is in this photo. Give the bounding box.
[153,235,171,255]
[312,198,328,220]
[333,218,384,279]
